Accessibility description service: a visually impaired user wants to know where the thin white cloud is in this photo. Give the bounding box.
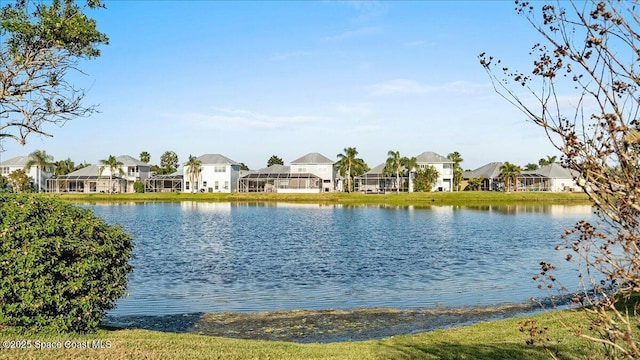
[368,79,491,96]
[334,103,373,115]
[168,108,329,130]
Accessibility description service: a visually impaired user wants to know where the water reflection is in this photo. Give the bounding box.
[86,202,593,316]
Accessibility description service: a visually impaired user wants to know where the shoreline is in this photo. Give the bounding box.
[101,301,564,343]
[53,191,591,207]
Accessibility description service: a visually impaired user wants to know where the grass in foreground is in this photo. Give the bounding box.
[54,191,590,206]
[0,309,618,360]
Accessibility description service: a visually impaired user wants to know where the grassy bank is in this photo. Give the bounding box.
[54,191,590,206]
[0,309,611,359]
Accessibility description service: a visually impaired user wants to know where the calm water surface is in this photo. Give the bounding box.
[87,202,594,316]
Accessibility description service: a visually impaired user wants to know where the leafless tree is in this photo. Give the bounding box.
[480,1,640,358]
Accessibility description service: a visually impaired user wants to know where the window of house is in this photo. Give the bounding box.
[89,182,97,192]
[214,166,226,173]
[203,181,207,187]
[0,167,8,175]
[215,181,219,190]
[298,167,306,172]
[185,181,190,190]
[224,181,228,189]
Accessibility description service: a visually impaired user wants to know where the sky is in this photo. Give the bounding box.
[1,0,563,171]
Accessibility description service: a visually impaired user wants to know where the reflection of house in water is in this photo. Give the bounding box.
[180,202,232,212]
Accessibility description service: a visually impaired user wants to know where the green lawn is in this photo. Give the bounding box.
[0,309,614,359]
[54,191,590,206]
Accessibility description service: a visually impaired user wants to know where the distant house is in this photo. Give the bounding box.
[354,163,396,193]
[47,155,149,193]
[415,151,454,192]
[519,163,579,192]
[238,164,322,193]
[145,172,183,193]
[290,152,336,192]
[47,165,125,193]
[463,162,504,191]
[0,155,54,192]
[184,154,240,193]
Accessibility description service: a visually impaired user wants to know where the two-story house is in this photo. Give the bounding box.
[0,155,54,192]
[183,154,240,193]
[415,151,454,192]
[289,152,336,192]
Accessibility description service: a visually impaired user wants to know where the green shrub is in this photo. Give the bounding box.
[133,181,144,193]
[0,194,133,332]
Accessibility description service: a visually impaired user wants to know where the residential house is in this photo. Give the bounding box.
[238,164,322,193]
[519,163,579,192]
[462,162,504,191]
[354,163,396,193]
[183,154,240,193]
[415,151,455,192]
[0,155,54,192]
[144,172,183,193]
[47,155,149,193]
[98,155,151,193]
[47,164,127,193]
[289,152,336,192]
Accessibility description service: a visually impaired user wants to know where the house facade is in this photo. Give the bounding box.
[184,154,240,193]
[415,151,454,192]
[46,155,149,193]
[289,152,336,192]
[0,155,54,192]
[238,164,322,193]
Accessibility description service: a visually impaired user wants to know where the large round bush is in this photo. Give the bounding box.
[0,194,132,332]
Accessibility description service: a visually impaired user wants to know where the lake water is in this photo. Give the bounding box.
[87,202,594,317]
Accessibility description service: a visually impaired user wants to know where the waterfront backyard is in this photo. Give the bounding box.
[0,193,617,359]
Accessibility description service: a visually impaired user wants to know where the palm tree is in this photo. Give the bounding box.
[24,150,54,192]
[99,155,124,193]
[414,165,440,192]
[139,151,151,164]
[538,155,558,166]
[54,158,75,176]
[524,163,539,171]
[384,150,403,193]
[185,155,202,194]
[499,161,521,192]
[336,147,368,192]
[447,151,464,191]
[401,156,417,192]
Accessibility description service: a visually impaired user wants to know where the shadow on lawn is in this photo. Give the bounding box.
[378,342,555,360]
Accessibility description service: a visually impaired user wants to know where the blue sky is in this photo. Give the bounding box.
[1,1,561,170]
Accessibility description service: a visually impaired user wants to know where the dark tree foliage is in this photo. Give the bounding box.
[0,194,132,332]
